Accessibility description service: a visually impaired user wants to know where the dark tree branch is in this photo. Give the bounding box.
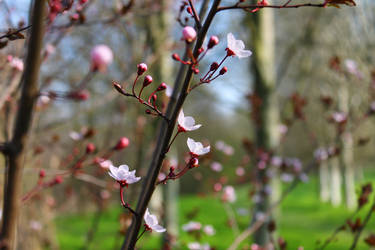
[0,1,46,249]
[349,198,375,250]
[121,1,222,249]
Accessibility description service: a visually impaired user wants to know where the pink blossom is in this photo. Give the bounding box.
[331,112,347,123]
[203,225,215,236]
[210,162,223,172]
[236,167,245,176]
[223,145,234,155]
[90,44,113,72]
[182,26,197,43]
[222,185,236,203]
[8,56,24,71]
[182,221,201,232]
[96,158,113,170]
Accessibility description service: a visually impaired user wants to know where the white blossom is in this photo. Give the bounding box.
[187,138,210,156]
[178,109,202,132]
[182,221,202,232]
[188,242,210,250]
[203,225,215,236]
[144,208,166,233]
[108,164,141,184]
[227,33,252,59]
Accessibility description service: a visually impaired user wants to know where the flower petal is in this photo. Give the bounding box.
[187,138,196,152]
[152,225,166,233]
[178,109,185,126]
[118,165,129,172]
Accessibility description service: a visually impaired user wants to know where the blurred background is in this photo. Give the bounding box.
[0,0,374,249]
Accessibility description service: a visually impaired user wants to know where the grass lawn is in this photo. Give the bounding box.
[56,173,375,249]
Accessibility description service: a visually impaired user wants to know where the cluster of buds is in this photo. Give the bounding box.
[22,170,63,203]
[176,1,197,27]
[113,63,169,120]
[174,32,252,91]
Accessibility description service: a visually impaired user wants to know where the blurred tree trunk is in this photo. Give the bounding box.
[338,87,356,209]
[144,0,179,248]
[330,156,342,206]
[319,160,330,202]
[246,5,279,247]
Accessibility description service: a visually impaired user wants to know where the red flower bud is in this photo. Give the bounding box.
[143,75,153,87]
[86,143,95,154]
[39,169,46,178]
[137,63,147,76]
[219,67,228,75]
[198,47,204,55]
[208,36,219,49]
[151,94,157,102]
[157,83,167,91]
[54,176,63,184]
[193,68,199,74]
[145,109,152,114]
[210,62,219,71]
[172,53,180,61]
[114,137,129,150]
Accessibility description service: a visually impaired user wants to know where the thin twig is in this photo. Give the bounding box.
[188,0,202,30]
[349,198,375,250]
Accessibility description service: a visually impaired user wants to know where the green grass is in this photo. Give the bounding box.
[56,174,375,250]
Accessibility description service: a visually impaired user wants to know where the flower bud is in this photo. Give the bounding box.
[210,62,219,71]
[151,94,157,102]
[172,53,180,61]
[219,67,228,75]
[143,75,153,87]
[54,176,63,184]
[182,26,197,43]
[207,36,219,49]
[186,7,192,15]
[137,63,147,76]
[86,143,95,154]
[157,83,167,91]
[90,45,113,72]
[193,68,199,74]
[190,158,199,168]
[39,169,46,178]
[145,109,152,114]
[114,137,129,150]
[198,47,204,55]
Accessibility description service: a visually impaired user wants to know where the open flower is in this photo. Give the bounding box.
[178,109,202,132]
[108,164,141,184]
[187,138,210,156]
[226,33,252,59]
[144,208,166,233]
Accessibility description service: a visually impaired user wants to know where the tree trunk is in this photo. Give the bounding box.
[246,5,279,247]
[319,160,330,202]
[0,1,46,249]
[330,156,342,206]
[338,86,356,209]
